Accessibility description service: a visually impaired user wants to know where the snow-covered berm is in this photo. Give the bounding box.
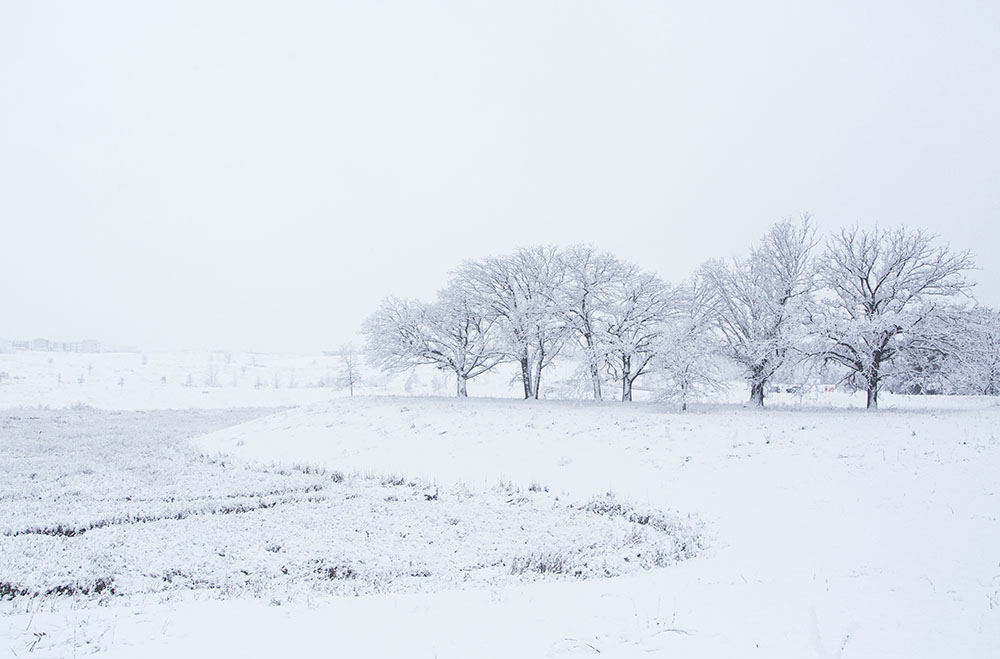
[2,394,999,657]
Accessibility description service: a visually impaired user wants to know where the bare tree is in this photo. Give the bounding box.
[813,225,974,408]
[454,247,568,399]
[559,245,628,400]
[602,267,672,401]
[701,215,816,406]
[946,307,1000,396]
[362,287,503,397]
[883,305,998,397]
[881,308,957,395]
[337,344,363,396]
[654,278,727,411]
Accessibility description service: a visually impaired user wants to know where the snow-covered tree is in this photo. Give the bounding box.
[337,345,363,396]
[935,307,1000,396]
[881,309,957,395]
[602,267,672,401]
[453,247,568,399]
[654,278,727,411]
[362,287,503,397]
[812,225,974,408]
[559,245,628,400]
[700,215,816,406]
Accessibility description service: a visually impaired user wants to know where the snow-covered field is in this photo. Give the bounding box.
[1,352,999,657]
[0,349,621,409]
[0,351,354,410]
[0,408,697,608]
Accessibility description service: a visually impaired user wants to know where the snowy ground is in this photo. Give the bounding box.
[1,352,999,657]
[187,396,1000,657]
[0,349,740,408]
[0,351,354,409]
[0,409,697,610]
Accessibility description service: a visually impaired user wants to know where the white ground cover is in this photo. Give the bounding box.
[134,398,1000,656]
[0,351,354,410]
[1,352,998,657]
[0,409,698,642]
[0,349,738,408]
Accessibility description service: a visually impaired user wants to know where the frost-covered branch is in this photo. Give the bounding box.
[811,225,974,408]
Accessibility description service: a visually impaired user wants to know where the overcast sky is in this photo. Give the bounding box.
[2,1,998,352]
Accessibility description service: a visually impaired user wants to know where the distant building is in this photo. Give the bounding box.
[51,341,79,352]
[7,338,102,353]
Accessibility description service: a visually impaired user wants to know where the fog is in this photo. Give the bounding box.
[2,1,997,352]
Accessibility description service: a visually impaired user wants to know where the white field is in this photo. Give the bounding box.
[1,350,999,658]
[0,349,747,409]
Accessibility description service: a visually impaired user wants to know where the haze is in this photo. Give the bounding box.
[2,1,998,352]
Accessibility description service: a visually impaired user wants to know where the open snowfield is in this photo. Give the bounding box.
[0,351,357,410]
[0,408,697,607]
[1,352,999,657]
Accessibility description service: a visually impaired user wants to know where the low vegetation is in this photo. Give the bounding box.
[0,410,701,609]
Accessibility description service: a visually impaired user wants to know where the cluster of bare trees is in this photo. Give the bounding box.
[363,245,697,403]
[364,217,986,409]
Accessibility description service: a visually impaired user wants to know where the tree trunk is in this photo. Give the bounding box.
[533,351,544,400]
[866,361,880,409]
[866,383,878,409]
[456,373,468,397]
[749,380,765,407]
[519,357,532,399]
[585,334,602,401]
[621,355,633,402]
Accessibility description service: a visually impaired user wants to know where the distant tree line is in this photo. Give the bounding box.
[364,217,992,409]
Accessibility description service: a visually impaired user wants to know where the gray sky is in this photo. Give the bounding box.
[2,1,998,352]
